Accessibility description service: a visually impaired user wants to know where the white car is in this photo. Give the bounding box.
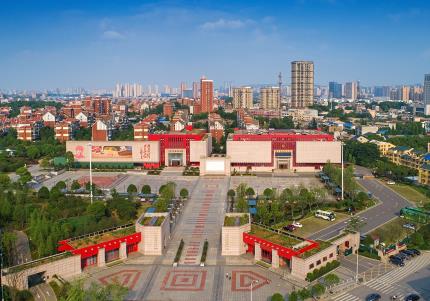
[292,221,303,228]
[387,181,396,185]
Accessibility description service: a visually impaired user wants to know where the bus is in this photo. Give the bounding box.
[315,210,336,221]
[400,207,430,224]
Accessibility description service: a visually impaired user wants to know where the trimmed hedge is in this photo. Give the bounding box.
[306,260,340,282]
[200,240,208,263]
[174,239,185,263]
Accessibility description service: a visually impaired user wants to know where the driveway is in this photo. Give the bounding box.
[309,166,411,240]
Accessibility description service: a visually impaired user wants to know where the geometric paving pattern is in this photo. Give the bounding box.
[160,270,207,291]
[98,269,142,290]
[231,270,270,292]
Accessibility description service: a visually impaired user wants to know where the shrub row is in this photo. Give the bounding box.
[306,260,340,282]
[200,240,208,263]
[174,239,185,263]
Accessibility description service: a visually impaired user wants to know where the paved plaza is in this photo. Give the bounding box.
[86,263,293,301]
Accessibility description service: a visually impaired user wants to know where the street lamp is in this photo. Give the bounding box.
[88,142,93,204]
[249,280,259,301]
[341,141,344,201]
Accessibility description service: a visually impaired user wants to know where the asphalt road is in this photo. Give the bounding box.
[309,167,412,240]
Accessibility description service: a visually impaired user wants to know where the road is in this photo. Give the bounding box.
[12,230,32,265]
[332,252,430,301]
[29,283,56,301]
[310,166,412,240]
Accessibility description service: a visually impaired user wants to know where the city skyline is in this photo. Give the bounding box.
[1,0,430,90]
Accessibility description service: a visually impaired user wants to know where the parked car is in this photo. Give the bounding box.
[283,224,296,232]
[396,252,408,260]
[365,293,381,301]
[292,221,303,228]
[401,249,416,257]
[403,223,416,231]
[389,256,405,266]
[408,249,421,256]
[387,181,396,185]
[405,293,420,301]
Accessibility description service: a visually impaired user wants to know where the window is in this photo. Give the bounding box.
[316,260,321,266]
[329,253,333,258]
[309,263,314,269]
[323,256,327,262]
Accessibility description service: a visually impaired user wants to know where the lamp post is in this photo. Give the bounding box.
[88,142,93,204]
[250,280,258,301]
[341,141,344,201]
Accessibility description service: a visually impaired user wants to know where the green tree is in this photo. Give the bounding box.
[180,188,189,199]
[50,186,62,200]
[345,216,366,233]
[236,197,248,213]
[0,173,11,187]
[324,273,340,286]
[141,184,151,194]
[16,166,32,184]
[38,186,50,199]
[245,187,255,197]
[55,180,67,190]
[86,201,108,222]
[271,293,284,301]
[263,188,273,200]
[27,145,41,159]
[71,180,81,190]
[65,151,75,168]
[288,291,299,301]
[298,288,311,300]
[312,283,326,297]
[127,184,138,195]
[1,231,17,266]
[236,183,248,198]
[227,189,236,199]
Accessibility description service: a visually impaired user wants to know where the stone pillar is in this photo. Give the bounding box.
[254,243,262,261]
[98,248,106,267]
[120,242,127,260]
[272,249,280,269]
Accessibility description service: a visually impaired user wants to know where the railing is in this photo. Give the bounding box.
[4,252,73,274]
[252,222,306,242]
[323,261,393,297]
[67,223,134,242]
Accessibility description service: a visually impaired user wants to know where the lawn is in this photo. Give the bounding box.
[389,183,430,206]
[369,217,411,245]
[224,214,249,226]
[274,212,350,238]
[249,225,301,248]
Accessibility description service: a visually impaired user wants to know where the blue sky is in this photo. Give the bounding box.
[1,0,430,90]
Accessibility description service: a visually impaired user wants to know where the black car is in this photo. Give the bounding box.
[365,293,381,301]
[389,256,405,266]
[408,249,421,256]
[396,252,408,260]
[401,249,415,257]
[405,293,420,301]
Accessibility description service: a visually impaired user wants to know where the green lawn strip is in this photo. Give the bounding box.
[369,217,413,245]
[389,183,430,206]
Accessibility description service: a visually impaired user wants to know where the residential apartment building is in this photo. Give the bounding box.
[291,61,314,108]
[232,87,253,109]
[425,74,430,105]
[55,121,76,142]
[344,82,358,100]
[260,87,280,110]
[200,78,214,113]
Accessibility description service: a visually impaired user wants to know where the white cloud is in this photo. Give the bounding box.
[101,30,125,40]
[200,18,249,30]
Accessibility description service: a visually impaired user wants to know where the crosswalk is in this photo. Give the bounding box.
[331,291,360,301]
[331,252,430,301]
[363,252,430,297]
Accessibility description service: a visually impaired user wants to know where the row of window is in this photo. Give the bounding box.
[308,252,334,269]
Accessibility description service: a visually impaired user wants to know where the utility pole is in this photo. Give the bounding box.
[88,142,93,204]
[341,141,344,201]
[250,280,258,301]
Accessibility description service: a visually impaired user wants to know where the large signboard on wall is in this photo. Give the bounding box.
[66,141,160,163]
